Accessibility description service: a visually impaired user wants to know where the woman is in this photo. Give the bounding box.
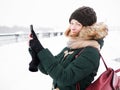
[28,6,108,90]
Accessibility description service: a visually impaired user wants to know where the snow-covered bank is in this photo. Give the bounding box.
[0,41,52,90]
[0,30,120,90]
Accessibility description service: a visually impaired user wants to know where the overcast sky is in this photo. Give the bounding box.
[0,0,120,29]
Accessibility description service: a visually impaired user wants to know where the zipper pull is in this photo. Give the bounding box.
[64,50,74,58]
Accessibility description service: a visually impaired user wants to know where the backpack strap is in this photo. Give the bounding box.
[115,69,120,73]
[75,48,85,58]
[98,51,109,70]
[75,47,108,70]
[75,48,85,90]
[98,49,120,73]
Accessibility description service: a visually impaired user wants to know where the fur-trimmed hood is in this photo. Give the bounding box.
[65,22,108,50]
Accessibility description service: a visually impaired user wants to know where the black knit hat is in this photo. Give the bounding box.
[69,6,97,26]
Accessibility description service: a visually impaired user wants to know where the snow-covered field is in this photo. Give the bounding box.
[0,30,120,90]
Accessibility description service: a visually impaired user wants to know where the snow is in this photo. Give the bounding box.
[0,31,120,90]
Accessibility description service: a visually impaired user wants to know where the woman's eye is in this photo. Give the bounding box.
[70,22,81,26]
[70,22,74,25]
[76,22,81,26]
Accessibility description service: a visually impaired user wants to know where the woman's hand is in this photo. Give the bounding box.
[29,39,44,54]
[29,27,44,54]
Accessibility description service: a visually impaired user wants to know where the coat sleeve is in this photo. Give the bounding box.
[38,64,48,75]
[38,47,67,74]
[37,46,100,86]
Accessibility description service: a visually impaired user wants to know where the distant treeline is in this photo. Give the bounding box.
[0,26,55,34]
[0,25,64,46]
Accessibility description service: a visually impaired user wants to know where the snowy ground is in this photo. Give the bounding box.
[0,30,120,90]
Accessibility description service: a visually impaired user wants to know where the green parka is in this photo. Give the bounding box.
[37,23,108,90]
[37,46,101,90]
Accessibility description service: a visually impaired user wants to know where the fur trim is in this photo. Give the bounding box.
[79,22,108,40]
[64,28,71,37]
[65,22,108,40]
[65,22,108,49]
[67,38,100,50]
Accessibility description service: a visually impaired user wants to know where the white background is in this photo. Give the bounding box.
[0,0,120,89]
[0,0,120,29]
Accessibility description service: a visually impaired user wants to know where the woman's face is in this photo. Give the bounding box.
[69,19,83,37]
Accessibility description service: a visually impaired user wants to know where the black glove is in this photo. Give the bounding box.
[29,25,44,54]
[29,39,44,54]
[28,48,40,72]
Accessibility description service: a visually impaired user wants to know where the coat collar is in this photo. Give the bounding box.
[67,38,100,50]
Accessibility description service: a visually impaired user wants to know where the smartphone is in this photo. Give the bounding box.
[30,25,38,40]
